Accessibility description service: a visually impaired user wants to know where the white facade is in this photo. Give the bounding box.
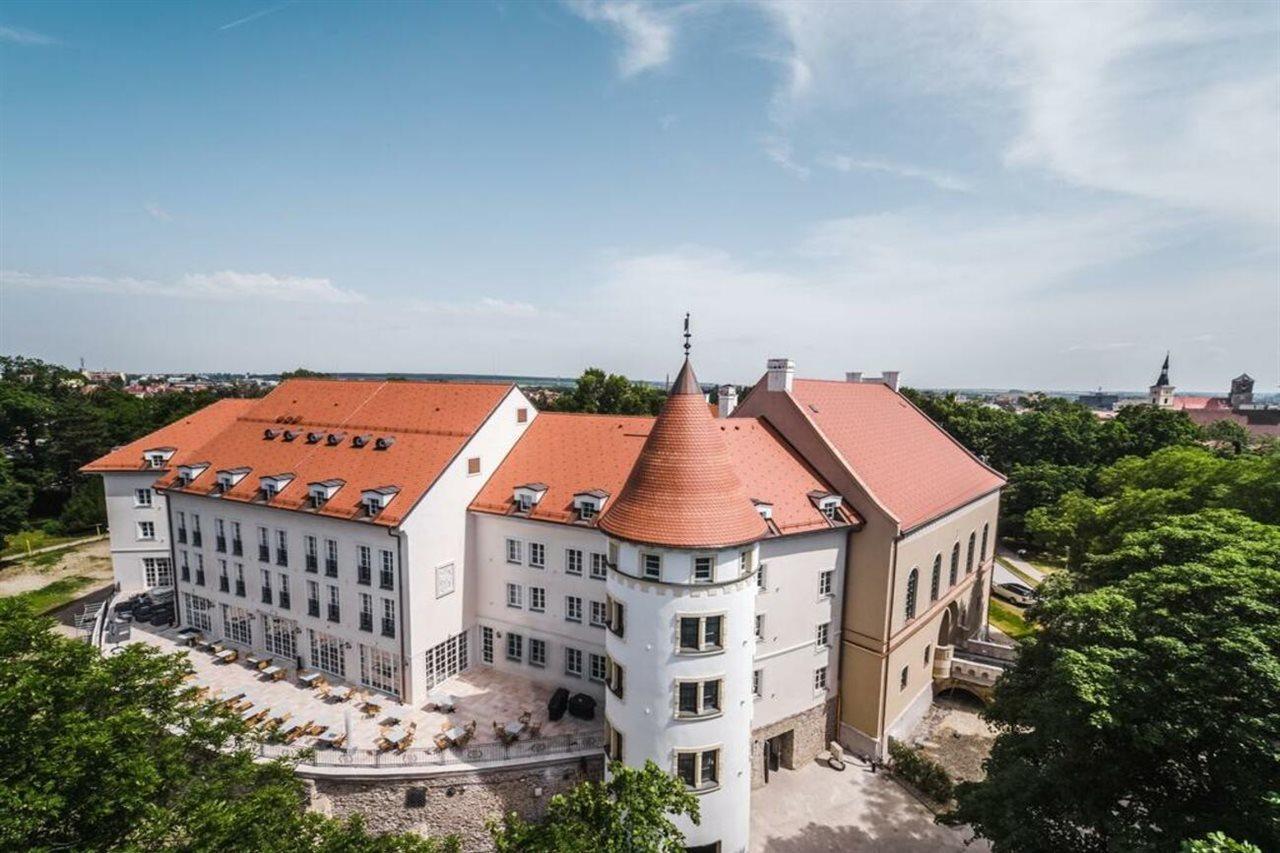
[102,470,175,593]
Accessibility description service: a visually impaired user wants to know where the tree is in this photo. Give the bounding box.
[1181,833,1264,853]
[1201,420,1252,455]
[489,760,699,852]
[0,600,455,852]
[552,369,666,416]
[0,456,33,550]
[59,476,106,531]
[280,368,331,380]
[944,513,1280,852]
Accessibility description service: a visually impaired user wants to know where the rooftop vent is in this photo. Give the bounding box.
[263,428,279,440]
[306,431,323,444]
[282,429,299,441]
[326,432,346,446]
[374,436,396,450]
[352,434,372,448]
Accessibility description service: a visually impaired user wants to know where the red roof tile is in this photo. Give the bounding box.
[143,378,512,527]
[81,398,256,473]
[599,360,769,549]
[786,379,1005,532]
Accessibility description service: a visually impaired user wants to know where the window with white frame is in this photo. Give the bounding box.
[676,678,721,718]
[381,598,396,637]
[143,557,172,588]
[588,652,607,683]
[605,720,623,761]
[565,548,583,576]
[179,550,190,581]
[309,629,345,677]
[506,632,523,662]
[675,748,720,791]
[222,605,252,646]
[506,539,522,564]
[693,556,713,583]
[379,549,395,590]
[134,488,153,507]
[755,614,765,641]
[589,600,607,628]
[565,646,583,677]
[506,583,523,609]
[606,596,625,636]
[590,552,608,580]
[529,637,547,668]
[137,521,155,540]
[182,593,213,632]
[481,626,495,664]
[528,542,545,568]
[814,666,828,692]
[756,563,767,591]
[678,614,723,653]
[529,586,546,612]
[359,593,373,631]
[819,569,834,597]
[739,550,752,576]
[816,622,830,647]
[359,644,400,696]
[262,615,297,658]
[565,595,583,623]
[357,545,372,585]
[606,656,624,698]
[752,668,763,699]
[642,553,661,580]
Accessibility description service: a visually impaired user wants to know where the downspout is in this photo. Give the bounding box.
[386,525,409,700]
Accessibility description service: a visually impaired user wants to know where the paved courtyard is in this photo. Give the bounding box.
[750,758,989,853]
[110,623,599,755]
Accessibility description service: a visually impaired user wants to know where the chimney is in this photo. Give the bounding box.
[845,372,863,383]
[882,371,900,391]
[718,385,738,418]
[766,359,794,393]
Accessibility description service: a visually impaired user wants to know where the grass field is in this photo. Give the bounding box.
[989,599,1033,640]
[1,530,92,559]
[11,575,99,614]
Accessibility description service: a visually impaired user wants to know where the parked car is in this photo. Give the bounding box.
[992,581,1037,607]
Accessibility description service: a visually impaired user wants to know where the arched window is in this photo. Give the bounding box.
[949,543,960,585]
[905,568,919,620]
[930,555,941,602]
[981,523,990,561]
[966,533,976,574]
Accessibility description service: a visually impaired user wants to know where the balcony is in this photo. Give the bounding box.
[234,580,246,598]
[359,613,373,632]
[215,536,227,553]
[191,531,202,547]
[261,588,272,605]
[305,554,318,572]
[219,577,230,593]
[195,570,205,587]
[232,539,243,557]
[278,592,291,610]
[176,529,188,544]
[276,550,289,568]
[307,600,320,618]
[327,604,341,623]
[258,545,270,562]
[381,619,395,638]
[357,567,371,586]
[325,559,338,578]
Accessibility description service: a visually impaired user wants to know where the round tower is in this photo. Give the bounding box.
[599,348,766,853]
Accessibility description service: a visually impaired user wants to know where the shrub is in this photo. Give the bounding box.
[888,737,954,803]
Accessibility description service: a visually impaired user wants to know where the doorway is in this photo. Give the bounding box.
[762,730,794,783]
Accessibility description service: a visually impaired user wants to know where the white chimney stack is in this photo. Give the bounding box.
[882,371,900,391]
[845,372,863,383]
[766,358,795,393]
[718,385,738,418]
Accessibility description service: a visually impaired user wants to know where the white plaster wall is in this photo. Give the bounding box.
[102,471,172,593]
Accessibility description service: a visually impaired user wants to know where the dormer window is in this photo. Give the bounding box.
[753,499,774,520]
[142,447,176,469]
[352,434,371,448]
[513,483,548,514]
[374,436,395,450]
[573,490,609,522]
[361,486,400,518]
[215,467,250,494]
[809,491,843,521]
[307,479,344,509]
[175,462,209,486]
[259,473,295,501]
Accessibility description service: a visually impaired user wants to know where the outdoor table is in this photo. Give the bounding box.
[262,664,285,681]
[246,654,268,669]
[444,726,465,743]
[427,690,456,711]
[215,649,237,663]
[332,685,355,701]
[176,629,200,646]
[316,730,344,747]
[239,706,260,721]
[384,725,408,744]
[503,721,525,738]
[298,671,324,687]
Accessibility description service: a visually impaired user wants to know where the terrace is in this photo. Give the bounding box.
[110,623,603,770]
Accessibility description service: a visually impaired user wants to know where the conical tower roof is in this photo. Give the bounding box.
[1155,352,1171,387]
[599,358,768,550]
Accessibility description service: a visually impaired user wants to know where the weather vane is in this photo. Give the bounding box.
[683,312,691,357]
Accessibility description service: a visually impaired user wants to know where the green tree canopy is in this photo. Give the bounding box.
[551,368,666,416]
[489,760,699,852]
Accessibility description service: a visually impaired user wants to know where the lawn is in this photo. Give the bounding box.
[11,576,99,614]
[996,556,1041,587]
[1,529,87,559]
[989,599,1033,640]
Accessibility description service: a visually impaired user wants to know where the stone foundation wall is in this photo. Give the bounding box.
[749,698,837,788]
[307,754,605,852]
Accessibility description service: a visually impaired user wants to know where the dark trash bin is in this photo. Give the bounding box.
[548,687,570,722]
[568,692,596,721]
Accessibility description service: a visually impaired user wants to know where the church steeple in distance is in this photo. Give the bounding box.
[1156,351,1171,387]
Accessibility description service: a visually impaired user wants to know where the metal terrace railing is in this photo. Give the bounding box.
[257,729,604,770]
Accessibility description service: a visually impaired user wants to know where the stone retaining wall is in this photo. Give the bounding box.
[307,754,605,852]
[750,698,838,788]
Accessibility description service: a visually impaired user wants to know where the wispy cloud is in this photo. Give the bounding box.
[762,135,809,179]
[218,2,292,32]
[1066,342,1136,353]
[822,155,971,192]
[143,202,172,222]
[408,296,542,318]
[565,0,678,77]
[0,25,59,46]
[0,269,365,304]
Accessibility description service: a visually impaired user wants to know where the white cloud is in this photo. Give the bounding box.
[0,269,365,304]
[218,2,292,32]
[566,0,678,77]
[407,296,542,317]
[143,202,172,221]
[762,135,810,179]
[0,25,59,45]
[822,155,971,192]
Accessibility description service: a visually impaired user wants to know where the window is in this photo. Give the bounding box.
[578,501,597,521]
[506,583,523,609]
[506,632,523,662]
[275,529,288,567]
[605,721,623,761]
[529,586,546,612]
[257,526,269,561]
[143,557,172,588]
[134,488,153,507]
[222,605,252,646]
[756,563,767,591]
[325,539,338,576]
[516,407,528,423]
[753,669,763,699]
[949,543,960,585]
[326,585,340,622]
[381,598,396,637]
[263,614,297,658]
[565,548,583,576]
[234,563,246,597]
[214,518,226,551]
[642,554,661,580]
[678,614,723,653]
[195,553,204,585]
[676,678,721,718]
[755,614,765,641]
[606,596,624,637]
[359,645,400,696]
[516,493,532,513]
[137,521,155,540]
[814,666,828,692]
[278,573,290,609]
[231,521,242,555]
[191,515,201,546]
[821,501,839,521]
[529,637,546,667]
[528,542,545,569]
[900,665,909,690]
[467,457,481,475]
[966,533,976,574]
[924,644,932,665]
[176,511,187,542]
[589,600,607,628]
[981,523,990,561]
[606,657,624,698]
[357,545,372,585]
[260,568,272,604]
[819,569,833,597]
[182,594,213,632]
[359,593,373,632]
[218,559,229,592]
[304,535,318,572]
[905,568,919,620]
[310,629,346,677]
[481,626,495,664]
[506,539,522,564]
[588,652,607,683]
[589,552,608,580]
[816,622,830,647]
[565,595,583,623]
[379,549,395,590]
[565,646,583,677]
[693,556,713,583]
[307,581,320,617]
[179,551,190,582]
[675,748,720,791]
[930,556,941,602]
[739,550,752,576]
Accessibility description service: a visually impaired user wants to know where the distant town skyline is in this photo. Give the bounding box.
[1,1,1277,390]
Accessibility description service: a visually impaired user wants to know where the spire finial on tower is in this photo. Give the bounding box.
[683,312,691,357]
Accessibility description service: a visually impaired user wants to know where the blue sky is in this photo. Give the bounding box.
[1,1,1277,391]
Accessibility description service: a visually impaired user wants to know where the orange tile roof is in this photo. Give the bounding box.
[81,398,256,473]
[785,379,1005,532]
[599,359,770,549]
[142,378,512,527]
